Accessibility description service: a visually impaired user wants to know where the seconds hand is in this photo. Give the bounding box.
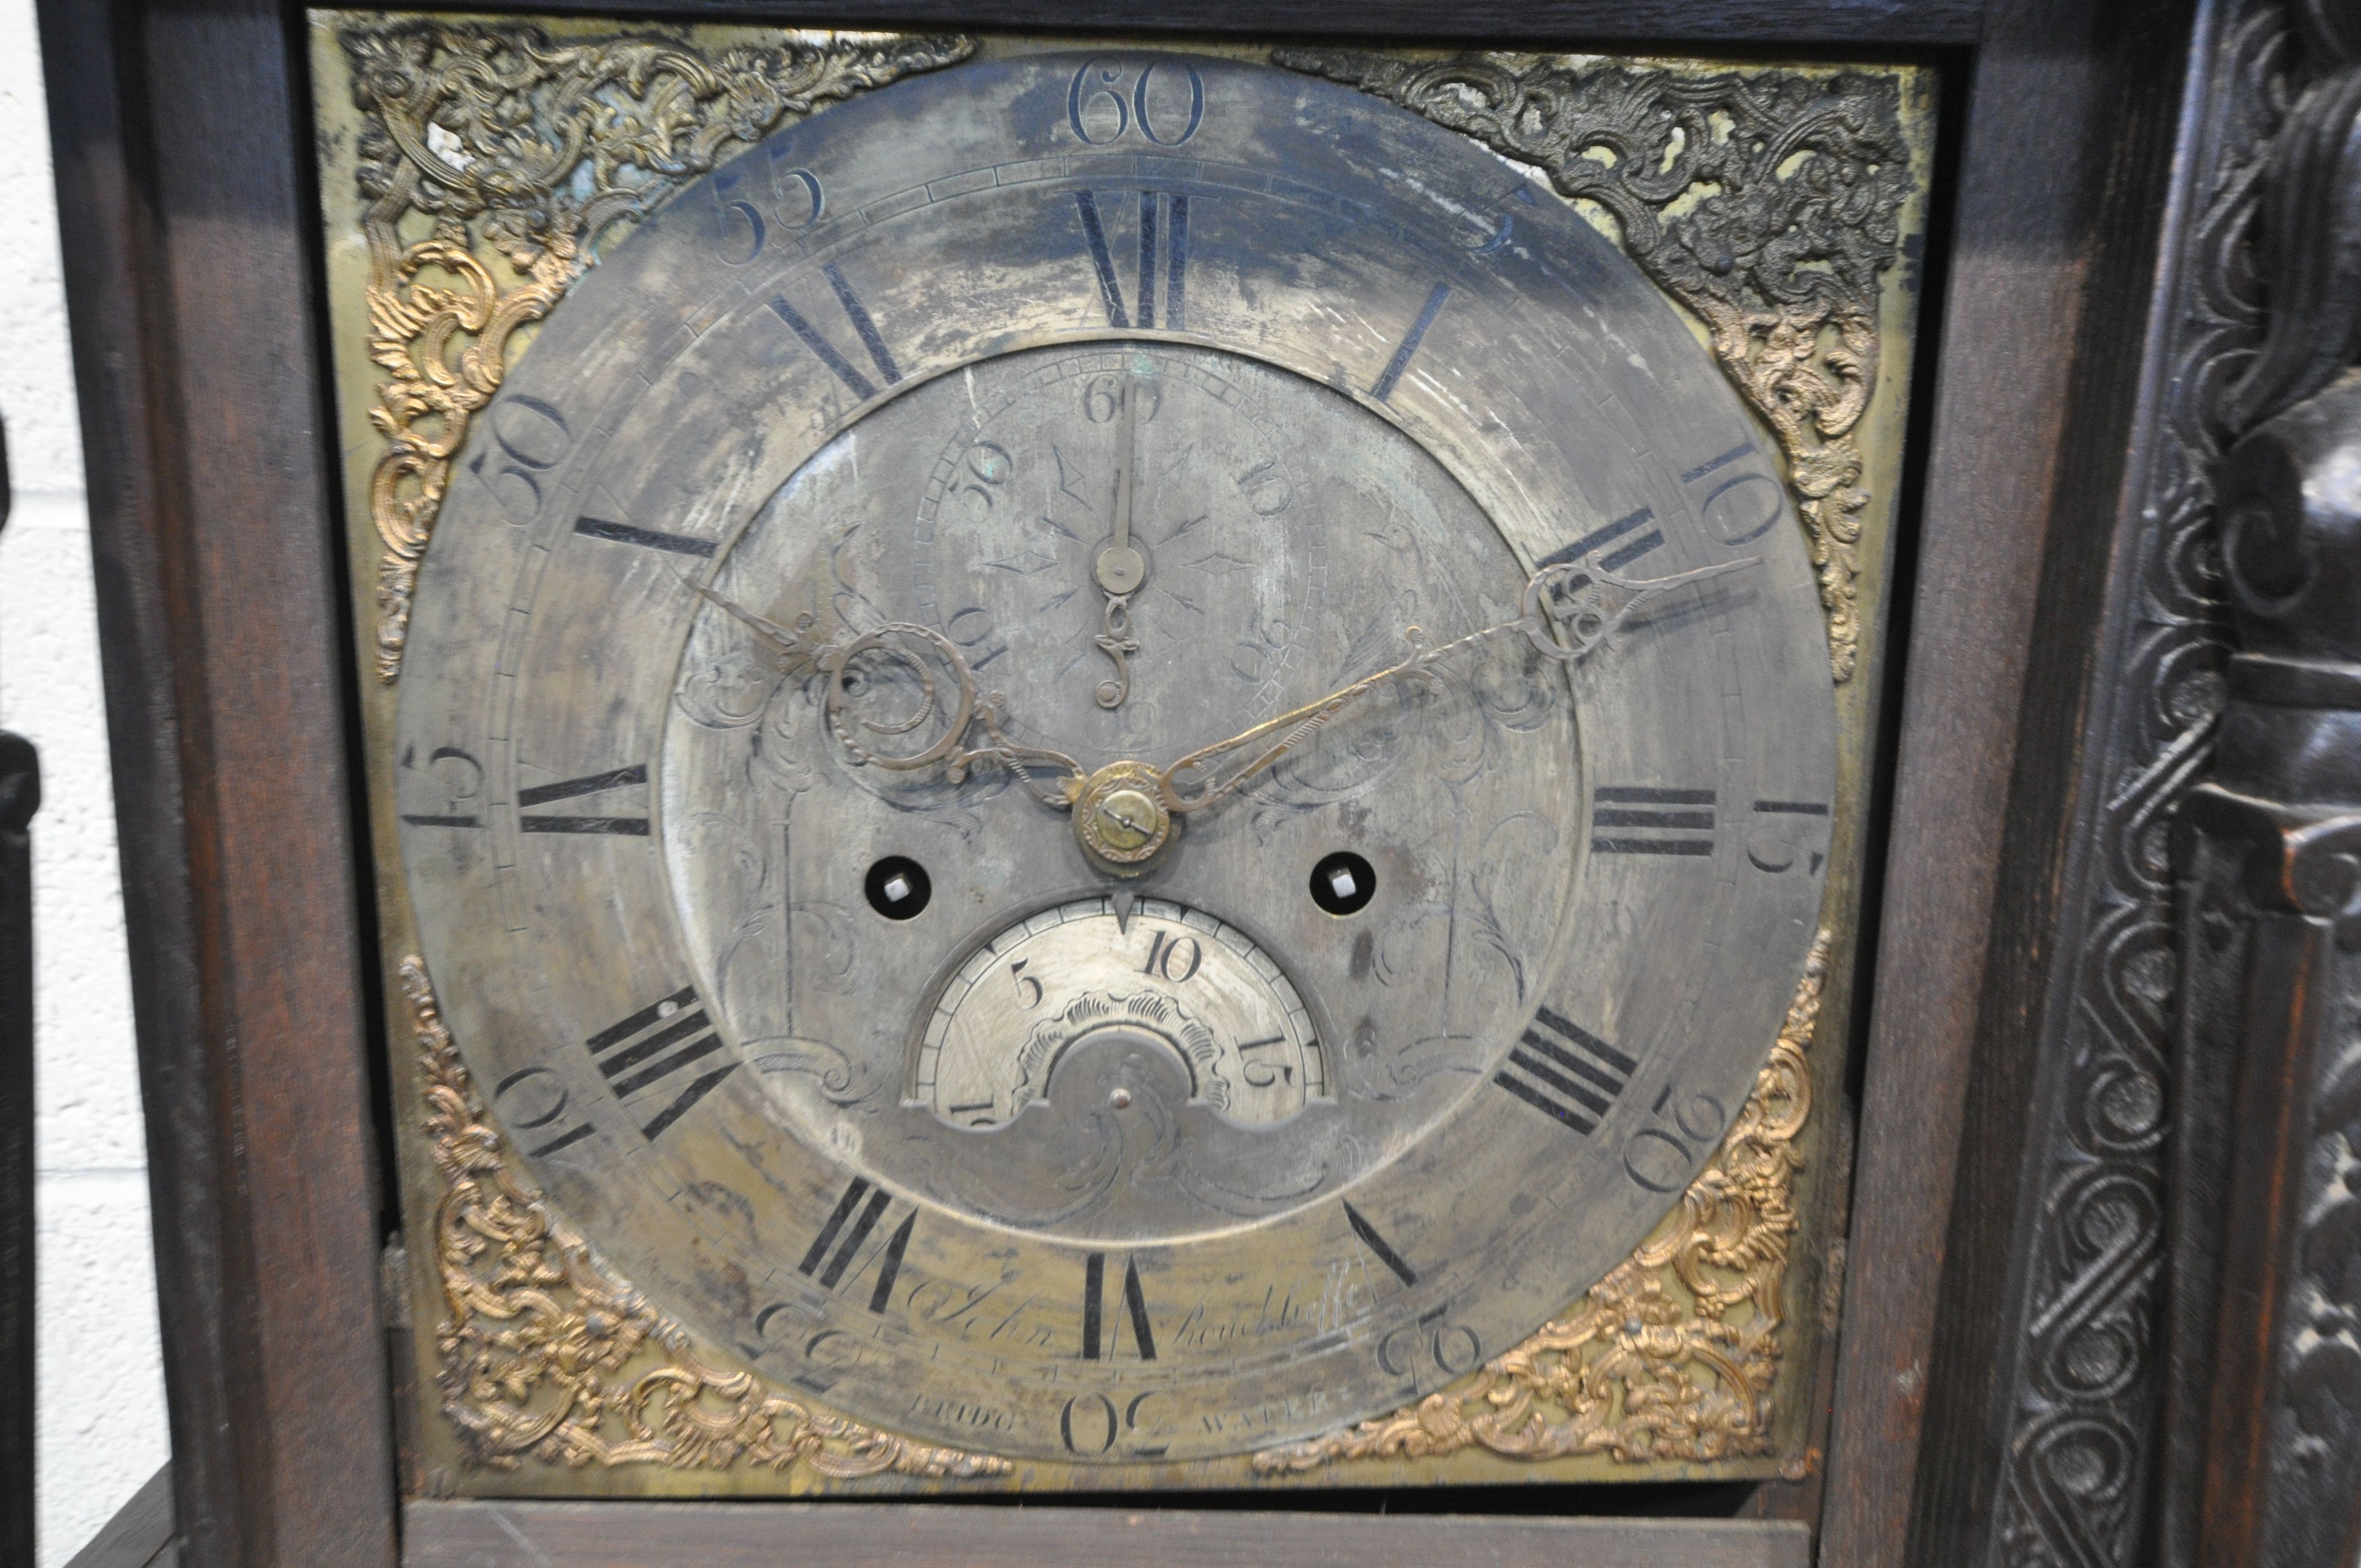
[1092,362,1146,709]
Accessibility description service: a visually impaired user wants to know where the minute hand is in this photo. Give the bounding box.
[1150,551,1757,815]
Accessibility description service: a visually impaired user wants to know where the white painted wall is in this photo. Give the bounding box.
[0,1,174,1562]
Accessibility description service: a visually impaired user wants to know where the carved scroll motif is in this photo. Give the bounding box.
[402,956,1009,1479]
[2156,11,2361,1564]
[339,20,974,680]
[1981,8,2290,1564]
[1276,50,1914,684]
[1256,930,1828,1473]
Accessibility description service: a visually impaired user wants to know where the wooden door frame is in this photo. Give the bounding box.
[34,0,2227,1563]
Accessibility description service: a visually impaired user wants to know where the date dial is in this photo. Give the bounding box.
[917,897,1324,1128]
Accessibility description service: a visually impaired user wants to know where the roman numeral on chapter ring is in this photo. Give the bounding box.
[1341,1200,1418,1287]
[1370,281,1451,404]
[769,263,902,401]
[1539,504,1666,576]
[519,764,649,836]
[1591,786,1716,857]
[570,515,716,556]
[798,1177,916,1314]
[1074,189,1192,331]
[1494,1006,1636,1136]
[1080,1252,1157,1361]
[584,984,736,1140]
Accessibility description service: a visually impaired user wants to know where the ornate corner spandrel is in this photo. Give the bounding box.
[1276,49,1916,684]
[399,955,1011,1481]
[341,18,975,682]
[1255,929,1829,1474]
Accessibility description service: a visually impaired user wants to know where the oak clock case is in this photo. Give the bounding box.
[314,26,1924,1500]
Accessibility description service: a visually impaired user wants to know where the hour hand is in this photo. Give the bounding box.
[688,580,819,665]
[689,580,1085,802]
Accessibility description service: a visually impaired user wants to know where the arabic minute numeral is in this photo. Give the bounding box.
[1009,959,1044,1009]
[1749,798,1833,875]
[943,606,1009,672]
[1235,458,1291,516]
[705,156,824,265]
[1622,1080,1731,1195]
[1376,1309,1482,1383]
[1237,1035,1293,1089]
[956,440,1015,516]
[1680,442,1785,546]
[399,743,484,829]
[491,1065,597,1158]
[467,395,573,526]
[1141,929,1203,983]
[1059,1390,1164,1457]
[1084,372,1161,425]
[1065,58,1205,148]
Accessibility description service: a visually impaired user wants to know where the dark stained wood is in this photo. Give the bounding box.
[384,0,1986,47]
[2159,56,2361,1545]
[403,1500,1812,1568]
[36,3,395,1566]
[1886,0,2305,1563]
[1820,0,2211,1562]
[68,1466,178,1568]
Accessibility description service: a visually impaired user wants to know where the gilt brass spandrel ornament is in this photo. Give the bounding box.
[320,12,973,681]
[1256,929,1828,1473]
[403,952,1012,1483]
[1279,49,1922,686]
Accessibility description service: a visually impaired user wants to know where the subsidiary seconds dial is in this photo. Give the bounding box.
[918,896,1325,1128]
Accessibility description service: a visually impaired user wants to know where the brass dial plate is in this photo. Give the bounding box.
[391,51,1836,1467]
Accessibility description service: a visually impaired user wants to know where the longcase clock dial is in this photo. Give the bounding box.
[392,50,1836,1468]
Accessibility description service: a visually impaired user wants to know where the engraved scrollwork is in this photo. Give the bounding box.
[1274,49,1915,683]
[1254,929,1828,1472]
[401,954,1010,1479]
[340,19,974,680]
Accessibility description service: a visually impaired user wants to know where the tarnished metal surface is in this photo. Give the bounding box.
[388,50,1836,1477]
